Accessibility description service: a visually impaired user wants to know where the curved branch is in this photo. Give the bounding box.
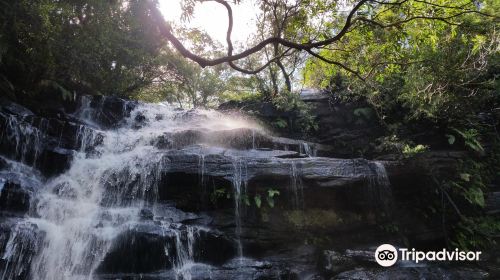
[151,0,370,68]
[228,48,294,74]
[358,10,497,28]
[150,0,495,80]
[306,49,365,81]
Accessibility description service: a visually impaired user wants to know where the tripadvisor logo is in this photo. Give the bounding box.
[374,244,482,267]
[375,244,398,267]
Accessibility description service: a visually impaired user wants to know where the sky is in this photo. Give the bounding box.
[159,0,258,44]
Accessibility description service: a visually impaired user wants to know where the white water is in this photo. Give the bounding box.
[2,100,264,280]
[370,161,394,216]
[230,158,248,261]
[0,113,46,167]
[290,161,304,209]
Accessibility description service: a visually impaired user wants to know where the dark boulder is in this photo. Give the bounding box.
[0,181,31,214]
[37,147,74,178]
[96,223,237,275]
[75,95,137,129]
[96,225,174,274]
[0,99,34,117]
[193,230,237,266]
[0,157,8,170]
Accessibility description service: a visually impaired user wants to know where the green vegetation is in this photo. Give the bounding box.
[210,187,281,209]
[300,0,499,249]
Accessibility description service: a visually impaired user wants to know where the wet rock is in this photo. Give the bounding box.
[161,150,372,187]
[152,134,173,149]
[174,110,210,122]
[0,111,45,166]
[218,97,383,158]
[96,225,174,274]
[0,181,31,214]
[0,221,42,280]
[52,182,77,199]
[323,250,357,274]
[0,106,92,176]
[152,128,333,157]
[0,157,8,170]
[0,100,34,117]
[139,209,154,221]
[76,95,137,129]
[38,147,74,177]
[132,112,148,129]
[193,230,237,265]
[97,223,237,275]
[333,266,489,280]
[0,161,41,216]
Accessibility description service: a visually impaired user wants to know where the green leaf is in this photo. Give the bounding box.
[465,187,485,207]
[446,134,456,145]
[242,195,251,206]
[460,173,471,182]
[267,197,275,208]
[267,189,280,198]
[254,195,262,208]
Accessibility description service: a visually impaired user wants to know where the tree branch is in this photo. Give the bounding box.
[151,0,369,68]
[149,0,495,80]
[306,49,365,81]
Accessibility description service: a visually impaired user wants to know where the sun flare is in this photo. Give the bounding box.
[158,0,257,44]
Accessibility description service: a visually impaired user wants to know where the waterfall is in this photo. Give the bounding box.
[170,224,199,280]
[198,153,207,207]
[0,100,266,280]
[231,158,248,261]
[251,130,256,150]
[1,222,40,280]
[299,142,316,157]
[2,95,406,279]
[1,113,45,167]
[290,161,304,208]
[369,161,394,218]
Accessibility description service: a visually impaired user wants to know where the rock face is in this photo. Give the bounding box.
[219,90,384,158]
[75,95,137,129]
[0,95,495,280]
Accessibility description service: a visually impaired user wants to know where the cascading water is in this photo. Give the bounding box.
[300,142,315,157]
[230,158,248,261]
[0,96,407,280]
[1,100,264,280]
[289,161,304,209]
[0,157,44,280]
[368,161,394,218]
[1,114,45,167]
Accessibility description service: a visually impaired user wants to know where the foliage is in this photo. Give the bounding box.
[439,154,500,249]
[402,144,428,158]
[454,216,500,250]
[209,187,280,209]
[452,128,485,153]
[304,0,499,127]
[266,189,280,208]
[302,0,499,249]
[272,90,318,132]
[0,0,170,100]
[271,118,288,129]
[0,0,232,108]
